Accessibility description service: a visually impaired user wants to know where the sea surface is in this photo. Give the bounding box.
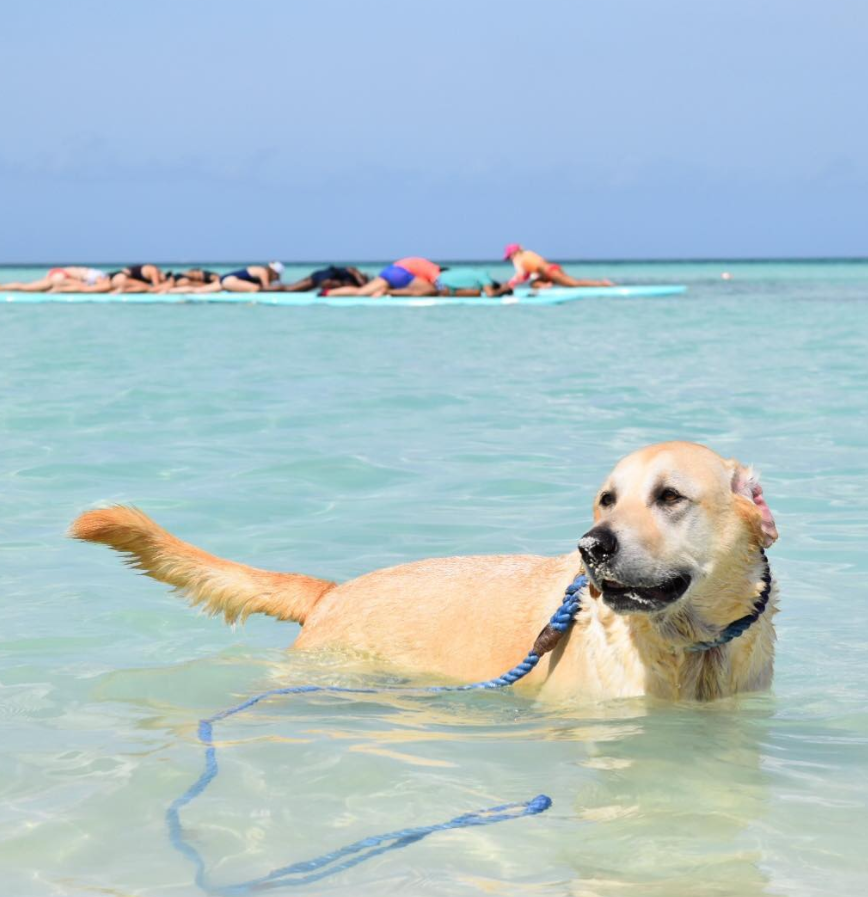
[1,259,867,896]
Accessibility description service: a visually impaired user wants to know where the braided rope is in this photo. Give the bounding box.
[167,573,588,894]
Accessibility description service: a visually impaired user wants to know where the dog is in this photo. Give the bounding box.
[71,441,779,702]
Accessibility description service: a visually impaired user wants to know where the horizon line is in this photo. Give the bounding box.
[2,255,868,268]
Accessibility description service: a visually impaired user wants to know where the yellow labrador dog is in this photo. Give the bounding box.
[71,441,779,702]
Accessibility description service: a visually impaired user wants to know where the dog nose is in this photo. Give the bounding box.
[578,526,619,564]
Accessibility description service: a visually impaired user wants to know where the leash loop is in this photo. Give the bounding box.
[167,551,775,892]
[168,573,588,894]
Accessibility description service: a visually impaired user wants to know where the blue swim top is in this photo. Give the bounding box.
[436,267,495,291]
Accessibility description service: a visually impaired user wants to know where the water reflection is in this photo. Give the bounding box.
[84,653,779,895]
[552,697,775,897]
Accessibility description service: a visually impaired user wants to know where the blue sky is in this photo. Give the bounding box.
[1,0,866,262]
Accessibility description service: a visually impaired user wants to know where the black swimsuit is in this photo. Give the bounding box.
[221,268,264,287]
[310,266,355,287]
[125,264,152,283]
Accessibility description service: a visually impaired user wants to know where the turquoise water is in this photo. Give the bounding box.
[1,260,867,896]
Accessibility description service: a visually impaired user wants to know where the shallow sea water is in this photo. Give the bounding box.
[1,260,867,896]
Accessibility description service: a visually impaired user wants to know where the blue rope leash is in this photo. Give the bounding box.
[167,574,589,894]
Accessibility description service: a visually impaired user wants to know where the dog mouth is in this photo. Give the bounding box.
[598,574,692,614]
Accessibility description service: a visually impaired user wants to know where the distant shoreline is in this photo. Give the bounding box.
[2,256,867,269]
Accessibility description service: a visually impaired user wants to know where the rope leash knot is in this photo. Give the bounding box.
[168,574,588,894]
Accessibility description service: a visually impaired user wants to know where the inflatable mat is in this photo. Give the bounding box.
[1,285,686,307]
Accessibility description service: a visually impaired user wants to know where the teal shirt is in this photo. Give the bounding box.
[436,267,495,290]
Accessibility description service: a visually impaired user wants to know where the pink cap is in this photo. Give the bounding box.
[502,243,521,260]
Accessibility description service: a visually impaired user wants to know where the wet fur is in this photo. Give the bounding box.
[70,442,778,702]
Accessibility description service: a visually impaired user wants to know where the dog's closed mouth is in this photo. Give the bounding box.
[600,574,691,614]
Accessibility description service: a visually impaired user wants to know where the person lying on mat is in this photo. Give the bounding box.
[0,266,110,292]
[49,272,115,293]
[325,257,440,298]
[387,266,508,298]
[105,264,173,293]
[219,262,284,292]
[279,265,370,293]
[502,244,613,289]
[432,266,512,297]
[166,269,224,293]
[169,269,221,289]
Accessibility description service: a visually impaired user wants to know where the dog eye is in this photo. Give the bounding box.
[657,488,684,505]
[599,491,616,508]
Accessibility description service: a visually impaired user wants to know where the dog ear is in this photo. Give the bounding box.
[731,464,778,548]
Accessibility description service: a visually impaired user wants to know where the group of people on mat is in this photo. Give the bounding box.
[0,246,614,297]
[0,263,287,294]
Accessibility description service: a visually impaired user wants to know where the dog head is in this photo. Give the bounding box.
[578,442,777,616]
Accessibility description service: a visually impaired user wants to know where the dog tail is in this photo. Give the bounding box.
[69,506,336,625]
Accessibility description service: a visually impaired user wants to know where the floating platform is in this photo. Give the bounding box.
[1,285,686,307]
